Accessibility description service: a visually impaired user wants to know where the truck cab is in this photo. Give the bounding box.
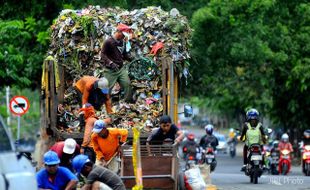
[0,115,37,190]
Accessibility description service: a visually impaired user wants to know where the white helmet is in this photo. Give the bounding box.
[281,133,289,142]
[97,77,109,94]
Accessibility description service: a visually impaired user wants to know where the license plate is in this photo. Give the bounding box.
[205,154,215,158]
[282,155,289,159]
[272,156,279,159]
[251,155,262,160]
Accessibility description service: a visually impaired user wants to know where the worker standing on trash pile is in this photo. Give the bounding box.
[79,103,112,163]
[74,76,112,113]
[100,23,134,103]
[91,120,128,173]
[36,150,78,190]
[147,115,184,145]
[73,154,126,190]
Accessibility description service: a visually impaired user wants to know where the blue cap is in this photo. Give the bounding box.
[101,88,109,94]
[92,120,106,133]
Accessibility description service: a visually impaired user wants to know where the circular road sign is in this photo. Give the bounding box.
[9,96,30,116]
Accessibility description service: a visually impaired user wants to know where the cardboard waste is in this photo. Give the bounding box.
[47,5,191,133]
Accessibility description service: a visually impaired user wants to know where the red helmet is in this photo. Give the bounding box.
[187,133,195,140]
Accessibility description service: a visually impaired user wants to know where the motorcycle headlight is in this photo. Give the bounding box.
[305,145,310,151]
[281,149,289,155]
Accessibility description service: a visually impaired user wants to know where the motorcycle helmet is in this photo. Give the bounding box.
[246,108,259,121]
[304,129,310,139]
[272,140,279,149]
[281,133,289,143]
[205,124,214,135]
[187,133,195,141]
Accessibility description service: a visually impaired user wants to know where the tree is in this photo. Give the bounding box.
[190,0,310,130]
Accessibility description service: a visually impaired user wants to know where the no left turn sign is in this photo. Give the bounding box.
[9,96,30,116]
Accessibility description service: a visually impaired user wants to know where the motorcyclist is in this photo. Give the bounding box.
[199,124,219,151]
[303,129,310,146]
[278,133,293,152]
[270,140,280,154]
[301,129,310,171]
[240,108,266,171]
[183,133,201,161]
[227,128,238,145]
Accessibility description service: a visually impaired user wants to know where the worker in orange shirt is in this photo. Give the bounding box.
[79,103,112,163]
[74,76,112,113]
[91,120,128,173]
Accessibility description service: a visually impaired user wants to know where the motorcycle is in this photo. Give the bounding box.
[278,149,291,175]
[244,144,263,184]
[227,140,236,158]
[270,149,280,175]
[262,145,271,173]
[202,145,217,172]
[302,145,310,176]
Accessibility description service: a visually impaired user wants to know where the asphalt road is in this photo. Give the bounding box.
[182,126,310,190]
[211,154,310,190]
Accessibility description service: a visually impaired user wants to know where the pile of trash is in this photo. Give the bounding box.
[49,5,191,132]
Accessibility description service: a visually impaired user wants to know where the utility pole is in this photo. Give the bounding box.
[6,86,11,125]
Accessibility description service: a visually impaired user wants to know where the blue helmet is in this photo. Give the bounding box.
[246,108,259,121]
[44,150,60,165]
[205,124,214,135]
[72,154,90,175]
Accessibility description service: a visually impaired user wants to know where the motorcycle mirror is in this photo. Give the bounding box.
[184,104,193,118]
[267,128,273,134]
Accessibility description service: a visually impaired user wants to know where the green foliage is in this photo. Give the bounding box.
[0,19,49,88]
[190,0,310,129]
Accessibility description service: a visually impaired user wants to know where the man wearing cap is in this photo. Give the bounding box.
[36,150,78,190]
[72,154,126,190]
[79,103,112,163]
[91,120,128,173]
[100,23,134,102]
[50,138,80,171]
[147,115,184,145]
[74,76,112,113]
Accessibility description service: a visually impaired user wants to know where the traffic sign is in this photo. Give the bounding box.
[9,96,30,116]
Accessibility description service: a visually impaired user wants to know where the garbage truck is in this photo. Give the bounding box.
[39,7,191,185]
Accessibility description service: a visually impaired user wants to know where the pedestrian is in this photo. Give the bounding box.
[79,103,112,163]
[36,150,78,190]
[91,120,128,173]
[100,23,134,102]
[50,138,80,171]
[72,154,126,190]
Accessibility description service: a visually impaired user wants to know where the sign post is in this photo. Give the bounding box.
[9,96,30,140]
